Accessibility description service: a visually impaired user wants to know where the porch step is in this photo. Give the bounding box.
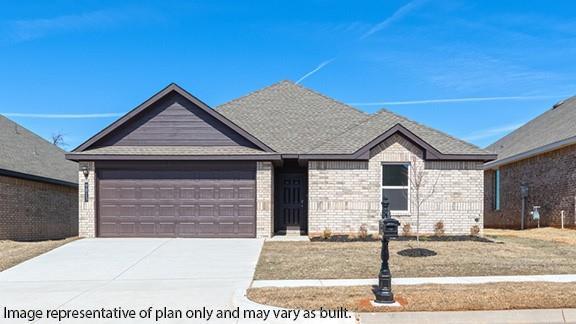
[285,226,302,236]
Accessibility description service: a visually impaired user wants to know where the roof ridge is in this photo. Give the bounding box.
[215,80,293,110]
[288,82,370,116]
[375,108,485,152]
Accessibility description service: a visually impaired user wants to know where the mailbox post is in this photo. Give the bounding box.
[373,197,400,304]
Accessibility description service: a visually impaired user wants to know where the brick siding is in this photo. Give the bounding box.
[484,144,576,229]
[308,134,484,236]
[256,161,274,238]
[78,161,96,237]
[0,175,78,241]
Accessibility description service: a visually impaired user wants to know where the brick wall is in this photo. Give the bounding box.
[0,174,78,241]
[78,161,96,238]
[485,144,576,229]
[308,134,484,236]
[256,161,274,238]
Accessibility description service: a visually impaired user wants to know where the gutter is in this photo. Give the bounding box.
[0,168,78,187]
[484,135,576,169]
[65,153,283,161]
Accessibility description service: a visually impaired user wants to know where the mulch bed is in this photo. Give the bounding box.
[310,235,494,243]
[397,248,437,257]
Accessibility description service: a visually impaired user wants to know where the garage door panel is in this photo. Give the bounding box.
[97,164,256,238]
[157,223,177,235]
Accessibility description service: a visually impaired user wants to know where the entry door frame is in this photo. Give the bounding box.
[274,167,308,235]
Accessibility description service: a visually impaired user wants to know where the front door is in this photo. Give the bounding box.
[276,173,307,233]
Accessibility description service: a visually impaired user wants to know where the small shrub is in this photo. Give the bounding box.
[322,228,332,240]
[402,223,412,236]
[470,225,481,236]
[434,220,445,236]
[358,224,369,240]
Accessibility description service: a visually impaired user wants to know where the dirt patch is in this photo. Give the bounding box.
[247,282,576,312]
[254,235,576,280]
[485,227,576,245]
[0,237,78,271]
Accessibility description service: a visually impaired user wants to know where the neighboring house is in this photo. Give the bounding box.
[484,96,576,229]
[0,115,78,241]
[66,81,495,238]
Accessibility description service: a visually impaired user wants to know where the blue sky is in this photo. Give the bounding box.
[1,0,575,150]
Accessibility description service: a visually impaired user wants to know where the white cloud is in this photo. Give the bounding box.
[462,123,525,141]
[2,8,157,42]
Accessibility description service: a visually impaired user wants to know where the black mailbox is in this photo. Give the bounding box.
[380,217,400,238]
[380,197,400,239]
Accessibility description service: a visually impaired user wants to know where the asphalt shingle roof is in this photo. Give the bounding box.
[0,115,77,184]
[217,81,488,156]
[216,81,369,154]
[486,96,576,162]
[310,109,487,155]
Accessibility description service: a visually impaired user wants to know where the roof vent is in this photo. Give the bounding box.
[552,99,566,109]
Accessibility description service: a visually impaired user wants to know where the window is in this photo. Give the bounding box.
[382,164,409,212]
[494,169,500,210]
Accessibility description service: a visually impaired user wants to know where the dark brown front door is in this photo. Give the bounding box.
[276,173,307,233]
[97,162,256,238]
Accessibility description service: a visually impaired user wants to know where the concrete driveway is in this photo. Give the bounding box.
[0,238,263,323]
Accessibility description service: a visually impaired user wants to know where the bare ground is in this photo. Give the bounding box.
[0,237,78,271]
[255,228,576,280]
[485,227,576,245]
[247,282,576,312]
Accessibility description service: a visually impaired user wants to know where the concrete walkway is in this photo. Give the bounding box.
[252,274,576,288]
[360,308,576,324]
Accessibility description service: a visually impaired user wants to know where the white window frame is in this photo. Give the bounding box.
[381,162,410,214]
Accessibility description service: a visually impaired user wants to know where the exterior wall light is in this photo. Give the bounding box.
[82,166,89,179]
[81,166,89,202]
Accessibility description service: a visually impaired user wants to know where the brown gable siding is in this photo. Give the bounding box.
[94,92,257,148]
[484,143,576,229]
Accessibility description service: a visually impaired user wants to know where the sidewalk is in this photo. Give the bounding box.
[359,308,576,324]
[252,274,576,288]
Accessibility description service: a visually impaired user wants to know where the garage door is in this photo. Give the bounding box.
[97,162,256,238]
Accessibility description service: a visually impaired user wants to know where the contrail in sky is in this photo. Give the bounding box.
[295,58,335,84]
[349,95,567,106]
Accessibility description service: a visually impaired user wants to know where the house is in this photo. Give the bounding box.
[0,115,78,241]
[65,81,495,238]
[484,96,576,229]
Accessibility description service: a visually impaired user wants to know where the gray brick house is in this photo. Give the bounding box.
[0,115,78,240]
[484,96,576,229]
[66,81,494,238]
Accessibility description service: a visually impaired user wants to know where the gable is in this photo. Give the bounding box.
[74,84,274,153]
[96,92,256,147]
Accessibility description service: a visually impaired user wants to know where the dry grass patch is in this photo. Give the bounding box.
[0,237,78,271]
[255,236,576,280]
[248,282,576,312]
[485,227,576,245]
